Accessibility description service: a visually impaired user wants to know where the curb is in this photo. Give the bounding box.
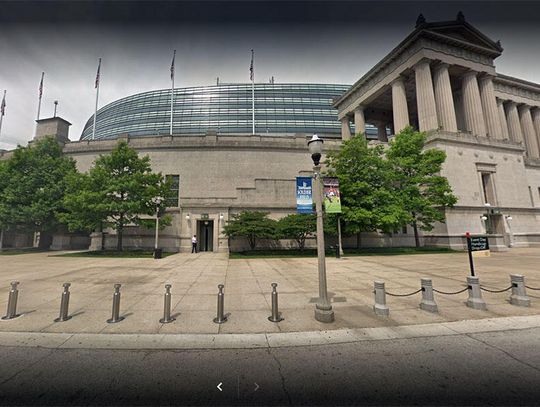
[0,315,538,350]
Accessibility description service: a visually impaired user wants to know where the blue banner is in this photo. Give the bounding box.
[296,177,313,213]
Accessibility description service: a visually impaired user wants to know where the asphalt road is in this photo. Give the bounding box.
[0,328,539,406]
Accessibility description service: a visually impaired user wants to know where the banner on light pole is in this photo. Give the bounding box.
[322,177,342,213]
[296,177,313,214]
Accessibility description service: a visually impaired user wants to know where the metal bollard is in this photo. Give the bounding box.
[419,278,438,313]
[466,276,487,310]
[268,283,284,322]
[335,244,340,259]
[1,282,21,320]
[159,284,176,323]
[54,283,72,322]
[509,274,530,307]
[106,284,125,323]
[213,284,228,324]
[373,281,389,316]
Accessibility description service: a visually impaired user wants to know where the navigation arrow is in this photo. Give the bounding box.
[217,382,223,392]
[254,382,259,392]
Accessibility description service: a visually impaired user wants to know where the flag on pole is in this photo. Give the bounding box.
[250,49,254,81]
[95,58,101,88]
[39,72,44,98]
[170,50,176,81]
[1,91,5,116]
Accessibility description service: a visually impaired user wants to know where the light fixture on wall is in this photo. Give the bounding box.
[185,214,190,220]
[505,215,513,221]
[480,215,488,221]
[219,213,224,220]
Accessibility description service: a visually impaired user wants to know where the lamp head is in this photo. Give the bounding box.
[308,134,324,166]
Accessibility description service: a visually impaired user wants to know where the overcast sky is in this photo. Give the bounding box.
[1,0,540,150]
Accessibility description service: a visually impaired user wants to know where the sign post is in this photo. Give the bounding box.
[465,232,490,277]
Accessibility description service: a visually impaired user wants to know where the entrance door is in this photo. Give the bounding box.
[197,220,214,252]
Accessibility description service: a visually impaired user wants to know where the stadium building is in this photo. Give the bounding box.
[2,13,540,252]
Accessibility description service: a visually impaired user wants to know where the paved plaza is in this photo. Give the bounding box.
[0,249,539,335]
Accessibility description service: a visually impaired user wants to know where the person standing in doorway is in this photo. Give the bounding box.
[191,235,198,253]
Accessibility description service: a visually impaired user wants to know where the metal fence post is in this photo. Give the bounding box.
[268,283,284,322]
[159,284,176,323]
[213,284,227,324]
[54,283,72,322]
[466,276,487,310]
[373,281,389,316]
[419,278,438,313]
[1,282,21,320]
[107,284,125,323]
[509,274,530,307]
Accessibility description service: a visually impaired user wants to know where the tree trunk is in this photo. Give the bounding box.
[117,216,124,251]
[412,213,420,248]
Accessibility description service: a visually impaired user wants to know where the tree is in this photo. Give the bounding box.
[277,213,316,250]
[223,211,277,250]
[325,133,408,244]
[60,141,171,251]
[386,127,458,247]
[0,137,77,246]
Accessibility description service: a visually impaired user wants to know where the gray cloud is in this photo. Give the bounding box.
[1,2,539,150]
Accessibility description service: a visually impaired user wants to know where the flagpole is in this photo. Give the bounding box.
[251,49,255,134]
[92,58,101,141]
[36,72,44,121]
[170,50,176,136]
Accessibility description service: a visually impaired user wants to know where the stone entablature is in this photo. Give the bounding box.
[494,75,540,107]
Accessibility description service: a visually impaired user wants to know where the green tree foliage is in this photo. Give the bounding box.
[60,141,171,251]
[223,211,277,250]
[277,213,316,250]
[0,137,77,236]
[325,134,408,237]
[386,127,457,247]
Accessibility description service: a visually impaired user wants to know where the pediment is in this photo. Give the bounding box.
[422,21,503,54]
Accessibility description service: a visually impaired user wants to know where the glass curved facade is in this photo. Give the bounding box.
[80,83,352,140]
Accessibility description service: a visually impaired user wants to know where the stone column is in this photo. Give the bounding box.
[461,71,487,137]
[532,108,540,153]
[497,99,510,140]
[432,63,457,132]
[391,78,409,133]
[506,102,523,143]
[519,105,540,158]
[354,107,366,136]
[414,60,438,132]
[478,75,502,139]
[341,117,352,140]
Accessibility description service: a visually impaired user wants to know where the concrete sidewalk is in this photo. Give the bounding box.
[0,249,539,335]
[0,314,538,350]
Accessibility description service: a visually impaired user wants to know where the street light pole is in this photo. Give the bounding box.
[308,134,334,323]
[153,196,163,259]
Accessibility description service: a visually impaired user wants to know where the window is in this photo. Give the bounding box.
[480,172,496,205]
[165,175,180,207]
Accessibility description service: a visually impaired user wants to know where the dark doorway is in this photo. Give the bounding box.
[197,220,214,252]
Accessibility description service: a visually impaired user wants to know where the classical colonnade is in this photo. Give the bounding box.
[341,59,540,159]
